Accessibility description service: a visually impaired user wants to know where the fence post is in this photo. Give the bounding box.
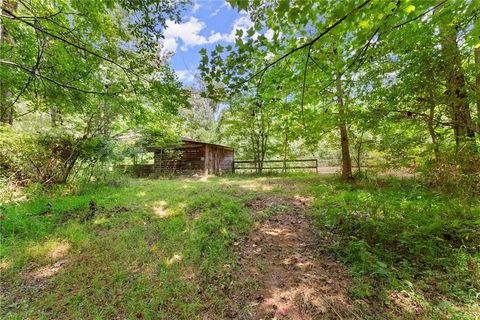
[315,159,318,174]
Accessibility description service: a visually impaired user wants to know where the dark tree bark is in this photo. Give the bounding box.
[283,130,288,174]
[249,103,269,174]
[426,86,441,164]
[0,0,16,125]
[353,131,364,174]
[335,74,353,180]
[439,24,477,172]
[475,46,480,132]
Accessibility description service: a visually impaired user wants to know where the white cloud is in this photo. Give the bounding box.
[210,8,220,16]
[162,37,178,53]
[224,14,255,42]
[222,0,232,9]
[208,31,224,43]
[192,1,200,13]
[265,28,274,41]
[160,12,274,56]
[223,14,273,43]
[176,69,196,83]
[165,17,209,48]
[162,17,228,53]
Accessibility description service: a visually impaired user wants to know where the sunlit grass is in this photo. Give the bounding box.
[311,176,480,318]
[1,174,478,319]
[27,239,71,262]
[0,176,264,319]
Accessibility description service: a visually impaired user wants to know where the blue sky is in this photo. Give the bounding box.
[161,0,247,85]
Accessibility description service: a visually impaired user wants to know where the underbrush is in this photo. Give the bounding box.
[311,176,480,318]
[0,168,129,205]
[1,177,253,319]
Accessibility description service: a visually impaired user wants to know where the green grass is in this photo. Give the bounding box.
[310,176,480,318]
[1,177,261,319]
[1,174,479,319]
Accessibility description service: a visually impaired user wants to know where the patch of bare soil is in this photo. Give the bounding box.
[1,259,69,315]
[230,197,361,319]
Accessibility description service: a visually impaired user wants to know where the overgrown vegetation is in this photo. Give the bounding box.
[2,0,480,318]
[311,176,480,318]
[1,177,255,319]
[202,0,480,181]
[1,175,479,319]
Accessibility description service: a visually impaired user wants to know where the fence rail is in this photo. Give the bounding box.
[233,159,318,173]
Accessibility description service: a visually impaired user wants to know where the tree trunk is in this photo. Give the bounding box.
[50,106,57,127]
[426,93,441,164]
[0,0,15,125]
[251,104,269,174]
[475,46,480,132]
[101,100,110,137]
[282,101,290,174]
[427,106,440,164]
[335,74,353,180]
[423,80,441,164]
[283,131,288,174]
[60,157,78,184]
[440,23,478,172]
[249,117,261,174]
[355,132,364,174]
[259,106,268,174]
[0,0,7,124]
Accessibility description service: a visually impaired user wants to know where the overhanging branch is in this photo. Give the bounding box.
[2,7,130,72]
[0,59,116,95]
[230,0,372,89]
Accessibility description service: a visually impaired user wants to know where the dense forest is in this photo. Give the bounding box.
[200,0,480,181]
[1,0,479,186]
[1,0,480,319]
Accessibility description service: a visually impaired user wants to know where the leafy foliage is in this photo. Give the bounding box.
[201,0,480,181]
[0,0,190,187]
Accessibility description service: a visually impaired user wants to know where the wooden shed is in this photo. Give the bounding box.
[145,138,234,175]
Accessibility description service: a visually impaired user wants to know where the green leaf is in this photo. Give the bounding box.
[359,20,371,29]
[278,1,288,14]
[384,2,397,13]
[237,0,248,11]
[405,5,416,13]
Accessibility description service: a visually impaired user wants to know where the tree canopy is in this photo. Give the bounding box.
[200,0,480,179]
[0,0,190,184]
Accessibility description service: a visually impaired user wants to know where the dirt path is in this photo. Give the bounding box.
[229,197,360,320]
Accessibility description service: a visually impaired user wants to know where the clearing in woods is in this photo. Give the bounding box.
[1,174,479,319]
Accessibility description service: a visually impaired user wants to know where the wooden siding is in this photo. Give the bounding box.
[151,141,233,175]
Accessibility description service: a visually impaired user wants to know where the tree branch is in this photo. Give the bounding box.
[230,0,372,89]
[2,7,130,72]
[392,1,447,30]
[0,59,115,95]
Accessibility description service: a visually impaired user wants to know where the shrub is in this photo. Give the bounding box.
[0,125,114,186]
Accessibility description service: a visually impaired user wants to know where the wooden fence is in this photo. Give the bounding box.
[233,159,318,173]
